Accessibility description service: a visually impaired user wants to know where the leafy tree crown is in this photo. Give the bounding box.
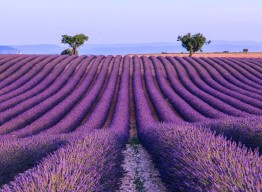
[61,33,88,55]
[177,33,211,56]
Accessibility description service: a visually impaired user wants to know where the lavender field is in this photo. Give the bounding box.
[0,54,261,191]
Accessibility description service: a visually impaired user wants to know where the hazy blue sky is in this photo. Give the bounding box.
[0,0,261,45]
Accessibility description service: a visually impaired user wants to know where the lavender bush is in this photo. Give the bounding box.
[0,56,23,70]
[40,55,112,134]
[202,116,262,153]
[156,56,224,120]
[133,55,156,127]
[228,57,262,80]
[210,57,262,91]
[244,58,262,73]
[0,56,34,81]
[139,123,262,191]
[1,130,126,192]
[0,56,78,124]
[0,56,71,105]
[171,56,249,116]
[0,56,87,134]
[141,56,182,122]
[197,57,262,100]
[3,56,100,138]
[202,57,262,95]
[0,134,70,186]
[0,56,48,90]
[75,55,120,133]
[186,57,262,107]
[0,56,56,95]
[218,57,262,87]
[172,56,261,116]
[0,56,60,97]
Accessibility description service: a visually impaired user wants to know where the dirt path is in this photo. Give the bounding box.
[119,144,167,192]
[119,57,167,192]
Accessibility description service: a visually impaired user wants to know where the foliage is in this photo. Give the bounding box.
[61,48,73,56]
[177,33,211,57]
[243,48,249,52]
[128,136,141,146]
[61,33,88,55]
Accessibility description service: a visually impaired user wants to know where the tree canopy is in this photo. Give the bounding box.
[61,33,88,55]
[177,33,211,57]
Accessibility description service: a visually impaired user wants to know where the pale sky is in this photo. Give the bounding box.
[0,0,262,45]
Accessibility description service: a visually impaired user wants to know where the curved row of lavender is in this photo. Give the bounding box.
[0,55,262,191]
[0,55,131,191]
[138,123,262,191]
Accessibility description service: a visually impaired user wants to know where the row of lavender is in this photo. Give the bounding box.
[0,131,126,191]
[0,55,262,138]
[0,55,130,191]
[0,55,130,140]
[139,123,262,191]
[131,56,262,191]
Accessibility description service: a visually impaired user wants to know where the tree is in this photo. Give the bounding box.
[243,49,248,53]
[61,33,88,55]
[177,33,211,57]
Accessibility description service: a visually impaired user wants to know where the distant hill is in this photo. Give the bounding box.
[80,41,262,55]
[0,46,21,54]
[206,40,262,53]
[2,41,262,55]
[12,44,64,54]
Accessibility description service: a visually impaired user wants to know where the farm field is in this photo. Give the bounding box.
[0,54,261,191]
[135,52,262,58]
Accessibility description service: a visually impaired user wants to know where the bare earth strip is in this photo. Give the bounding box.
[131,52,262,58]
[119,144,167,192]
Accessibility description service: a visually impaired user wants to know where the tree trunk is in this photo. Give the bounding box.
[73,47,77,55]
[189,49,193,57]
